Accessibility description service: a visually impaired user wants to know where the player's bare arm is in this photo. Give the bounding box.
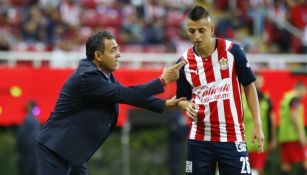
[244,82,265,152]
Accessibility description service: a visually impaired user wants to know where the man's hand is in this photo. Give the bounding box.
[178,100,198,122]
[165,96,186,107]
[161,61,186,84]
[251,124,265,153]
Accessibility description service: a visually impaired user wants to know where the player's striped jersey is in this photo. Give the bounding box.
[176,38,256,142]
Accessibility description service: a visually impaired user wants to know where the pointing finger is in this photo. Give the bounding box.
[171,61,186,70]
[177,97,187,101]
[170,96,176,100]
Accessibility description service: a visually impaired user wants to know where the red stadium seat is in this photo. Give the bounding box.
[81,9,99,27]
[166,10,186,27]
[81,9,121,28]
[79,27,93,43]
[166,27,179,40]
[143,45,167,53]
[120,45,144,53]
[9,0,26,7]
[214,0,229,10]
[291,36,302,53]
[16,60,34,67]
[80,0,97,9]
[98,10,121,27]
[5,9,21,27]
[103,26,119,37]
[13,43,47,52]
[12,43,49,67]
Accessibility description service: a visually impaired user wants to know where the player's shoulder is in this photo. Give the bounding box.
[217,38,234,51]
[216,38,244,58]
[227,41,244,54]
[227,41,247,62]
[177,47,193,63]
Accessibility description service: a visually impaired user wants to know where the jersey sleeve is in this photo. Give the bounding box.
[176,57,192,100]
[229,44,256,86]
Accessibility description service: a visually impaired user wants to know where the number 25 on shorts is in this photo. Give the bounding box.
[240,156,251,174]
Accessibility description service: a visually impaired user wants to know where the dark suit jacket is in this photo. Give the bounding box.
[37,58,165,165]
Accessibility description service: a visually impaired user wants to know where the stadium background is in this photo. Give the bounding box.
[0,0,306,174]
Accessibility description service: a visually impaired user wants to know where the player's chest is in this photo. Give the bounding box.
[184,55,234,85]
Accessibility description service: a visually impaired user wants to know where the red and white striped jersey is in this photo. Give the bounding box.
[176,38,256,142]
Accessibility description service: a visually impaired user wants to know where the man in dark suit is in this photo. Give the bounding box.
[36,31,194,175]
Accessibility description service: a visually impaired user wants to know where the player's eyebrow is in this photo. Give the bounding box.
[187,27,206,30]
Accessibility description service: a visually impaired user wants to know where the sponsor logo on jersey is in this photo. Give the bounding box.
[193,79,231,103]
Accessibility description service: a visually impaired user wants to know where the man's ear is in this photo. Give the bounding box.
[95,51,103,61]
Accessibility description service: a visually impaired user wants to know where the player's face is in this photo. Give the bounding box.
[186,17,215,49]
[99,39,120,73]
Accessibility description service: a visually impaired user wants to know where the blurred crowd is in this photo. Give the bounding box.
[215,0,307,53]
[0,0,306,54]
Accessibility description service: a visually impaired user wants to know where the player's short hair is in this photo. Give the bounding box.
[188,5,210,21]
[86,31,115,60]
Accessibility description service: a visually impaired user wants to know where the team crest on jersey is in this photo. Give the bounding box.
[219,57,229,70]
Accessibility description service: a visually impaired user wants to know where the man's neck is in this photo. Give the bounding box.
[195,38,217,58]
[93,60,110,78]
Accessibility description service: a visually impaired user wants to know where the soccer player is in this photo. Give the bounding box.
[243,72,276,175]
[176,6,264,175]
[278,81,307,175]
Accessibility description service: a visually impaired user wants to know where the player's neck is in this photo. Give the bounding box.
[195,39,216,58]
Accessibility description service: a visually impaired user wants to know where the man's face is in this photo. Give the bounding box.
[99,39,120,73]
[186,17,215,48]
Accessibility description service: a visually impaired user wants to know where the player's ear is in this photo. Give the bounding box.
[210,25,215,35]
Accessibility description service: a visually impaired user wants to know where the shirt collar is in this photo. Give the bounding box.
[96,66,111,79]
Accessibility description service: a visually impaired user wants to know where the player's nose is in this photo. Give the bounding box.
[194,32,201,40]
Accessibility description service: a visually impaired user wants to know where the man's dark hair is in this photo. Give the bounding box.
[86,31,115,60]
[188,5,210,21]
